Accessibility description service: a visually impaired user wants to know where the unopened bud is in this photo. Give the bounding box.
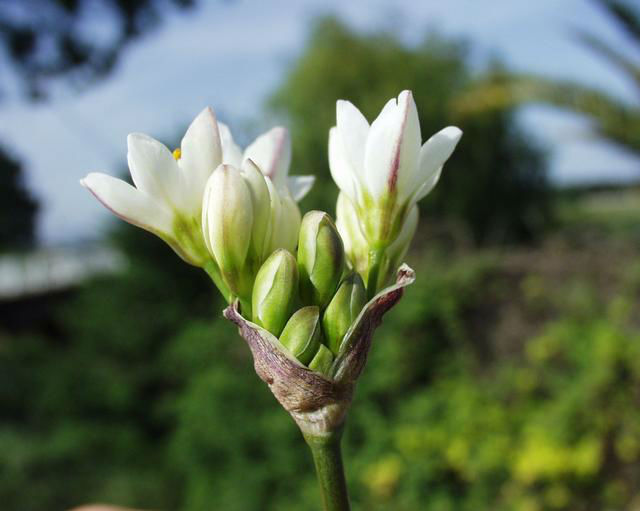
[308,344,334,376]
[279,306,322,365]
[252,249,298,336]
[202,164,254,298]
[322,272,366,354]
[298,211,345,307]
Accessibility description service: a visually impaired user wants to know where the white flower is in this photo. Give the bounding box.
[219,124,315,202]
[81,108,313,270]
[81,107,224,266]
[329,90,462,249]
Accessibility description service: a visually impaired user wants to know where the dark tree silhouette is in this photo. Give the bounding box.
[0,0,197,99]
[0,146,38,250]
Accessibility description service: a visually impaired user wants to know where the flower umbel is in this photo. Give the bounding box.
[81,94,436,511]
[82,107,313,304]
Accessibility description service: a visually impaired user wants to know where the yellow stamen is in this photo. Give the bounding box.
[172,148,182,160]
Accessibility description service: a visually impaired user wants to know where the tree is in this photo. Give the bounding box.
[270,17,551,244]
[0,0,196,99]
[0,146,38,251]
[453,0,640,156]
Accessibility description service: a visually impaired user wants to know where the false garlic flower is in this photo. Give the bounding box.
[82,107,313,270]
[329,90,462,251]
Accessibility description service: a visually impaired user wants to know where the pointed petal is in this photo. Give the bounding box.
[287,175,315,202]
[415,126,462,192]
[328,126,358,201]
[363,91,421,201]
[414,165,443,202]
[244,126,291,189]
[336,100,369,179]
[180,107,223,212]
[218,122,243,167]
[81,172,174,235]
[127,133,188,210]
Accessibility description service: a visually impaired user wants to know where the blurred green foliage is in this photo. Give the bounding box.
[1,15,638,511]
[271,17,551,244]
[2,216,640,510]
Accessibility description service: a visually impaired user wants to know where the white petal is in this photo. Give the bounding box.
[179,107,223,212]
[287,175,315,201]
[243,126,291,189]
[414,165,443,202]
[363,91,421,201]
[328,126,358,201]
[127,133,187,210]
[272,193,301,254]
[218,122,243,167]
[415,126,462,191]
[81,172,174,235]
[336,100,369,179]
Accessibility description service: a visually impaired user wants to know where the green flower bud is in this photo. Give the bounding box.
[322,272,366,355]
[202,164,254,299]
[279,306,322,365]
[252,249,298,336]
[308,344,334,376]
[298,211,345,307]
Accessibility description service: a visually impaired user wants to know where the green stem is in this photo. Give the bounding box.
[203,260,232,303]
[303,429,351,511]
[366,248,385,300]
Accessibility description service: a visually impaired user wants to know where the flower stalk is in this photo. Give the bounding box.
[304,429,351,511]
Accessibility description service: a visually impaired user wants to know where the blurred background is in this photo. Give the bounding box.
[1,1,639,510]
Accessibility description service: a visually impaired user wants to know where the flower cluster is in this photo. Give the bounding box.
[249,211,365,375]
[82,107,313,306]
[82,91,462,377]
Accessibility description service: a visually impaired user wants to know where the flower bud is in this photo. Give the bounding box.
[308,344,334,376]
[322,272,366,355]
[202,164,254,298]
[298,211,345,308]
[239,159,271,261]
[252,249,298,336]
[279,306,322,365]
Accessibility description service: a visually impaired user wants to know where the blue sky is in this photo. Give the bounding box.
[0,0,638,244]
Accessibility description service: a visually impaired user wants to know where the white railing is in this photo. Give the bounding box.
[0,245,125,300]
